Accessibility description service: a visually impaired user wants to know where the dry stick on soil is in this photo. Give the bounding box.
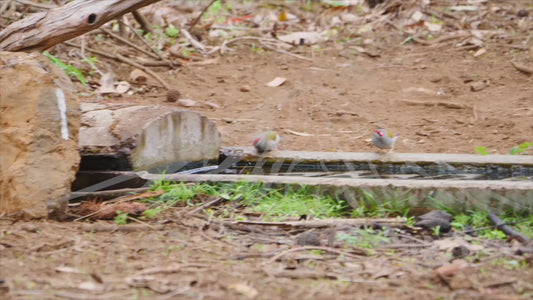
[0,0,13,16]
[64,41,117,60]
[471,104,478,123]
[116,53,171,89]
[117,18,174,68]
[227,218,406,229]
[399,99,471,109]
[100,27,159,59]
[188,197,226,215]
[188,0,217,31]
[70,187,152,200]
[134,263,208,276]
[382,243,432,249]
[78,223,163,232]
[263,246,366,266]
[510,61,533,75]
[220,36,312,61]
[127,215,157,229]
[14,0,56,9]
[181,28,207,53]
[488,213,531,245]
[131,10,152,34]
[65,41,178,67]
[73,190,164,221]
[259,40,313,61]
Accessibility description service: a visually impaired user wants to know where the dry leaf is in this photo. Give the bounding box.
[432,259,469,278]
[473,48,486,57]
[97,72,130,94]
[55,266,83,274]
[278,32,325,45]
[78,281,104,292]
[114,81,130,94]
[204,101,221,109]
[470,80,489,91]
[266,77,287,87]
[228,283,258,299]
[424,21,442,32]
[96,72,116,94]
[284,129,331,137]
[129,69,149,84]
[177,99,198,107]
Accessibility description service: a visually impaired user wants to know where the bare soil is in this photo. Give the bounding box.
[161,43,533,155]
[1,0,533,299]
[88,40,533,155]
[1,212,533,300]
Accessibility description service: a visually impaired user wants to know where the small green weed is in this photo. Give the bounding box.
[476,142,532,155]
[337,228,391,249]
[350,190,410,218]
[43,51,87,84]
[164,25,180,39]
[509,142,532,155]
[475,146,489,155]
[114,211,128,225]
[451,210,532,240]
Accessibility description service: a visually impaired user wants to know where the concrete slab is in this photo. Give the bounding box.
[138,172,533,213]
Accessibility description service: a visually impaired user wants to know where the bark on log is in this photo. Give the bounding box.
[0,0,161,51]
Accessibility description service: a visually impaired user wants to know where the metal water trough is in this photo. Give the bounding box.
[73,148,533,213]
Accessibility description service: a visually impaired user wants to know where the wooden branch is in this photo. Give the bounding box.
[131,10,152,34]
[511,61,533,75]
[14,0,56,10]
[188,0,217,32]
[115,53,171,89]
[488,213,531,245]
[100,27,158,59]
[263,246,367,266]
[0,0,161,51]
[70,187,151,201]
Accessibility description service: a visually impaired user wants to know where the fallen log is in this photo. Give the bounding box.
[0,0,161,51]
[79,103,220,171]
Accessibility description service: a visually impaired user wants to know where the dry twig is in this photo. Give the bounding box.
[399,99,470,109]
[181,28,207,53]
[131,10,152,35]
[188,0,217,31]
[117,19,172,65]
[116,53,171,89]
[100,27,159,59]
[188,197,226,215]
[510,61,533,75]
[263,246,366,266]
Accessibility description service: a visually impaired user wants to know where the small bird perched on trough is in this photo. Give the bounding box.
[252,131,281,153]
[372,129,400,152]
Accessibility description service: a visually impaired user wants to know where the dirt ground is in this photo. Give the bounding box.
[1,211,533,300]
[75,5,532,155]
[1,0,533,299]
[151,42,533,155]
[89,39,533,155]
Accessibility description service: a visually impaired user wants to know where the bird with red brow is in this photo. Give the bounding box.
[252,131,281,154]
[372,129,400,152]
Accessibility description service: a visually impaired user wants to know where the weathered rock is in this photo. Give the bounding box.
[79,104,220,171]
[0,51,80,219]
